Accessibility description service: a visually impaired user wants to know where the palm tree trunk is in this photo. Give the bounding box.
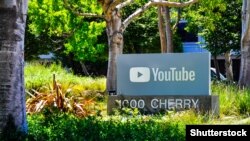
[0,1,28,135]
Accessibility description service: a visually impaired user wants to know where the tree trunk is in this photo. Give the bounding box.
[239,42,250,87]
[80,62,89,76]
[239,0,250,87]
[106,10,123,93]
[0,0,28,136]
[164,6,174,53]
[158,7,167,53]
[225,51,234,82]
[213,55,221,81]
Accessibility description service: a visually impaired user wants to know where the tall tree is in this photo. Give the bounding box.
[239,0,250,87]
[0,0,28,137]
[97,0,198,92]
[185,0,241,81]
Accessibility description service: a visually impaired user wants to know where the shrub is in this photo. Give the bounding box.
[27,113,186,141]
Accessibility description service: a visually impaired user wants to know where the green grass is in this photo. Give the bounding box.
[212,81,250,117]
[25,62,106,94]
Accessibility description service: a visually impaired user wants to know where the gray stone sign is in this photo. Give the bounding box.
[117,53,211,96]
[108,53,219,115]
[108,95,219,115]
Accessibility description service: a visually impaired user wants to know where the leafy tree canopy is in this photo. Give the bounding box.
[122,1,183,53]
[185,0,241,55]
[28,0,106,62]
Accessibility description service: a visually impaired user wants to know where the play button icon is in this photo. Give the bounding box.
[130,67,150,82]
[137,72,143,78]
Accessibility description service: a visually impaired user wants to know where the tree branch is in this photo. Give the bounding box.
[122,0,198,32]
[172,13,180,30]
[110,0,123,8]
[172,3,181,30]
[151,0,198,7]
[116,0,134,11]
[122,2,152,32]
[63,0,104,18]
[104,0,122,21]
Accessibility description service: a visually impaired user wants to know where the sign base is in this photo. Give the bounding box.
[108,95,219,115]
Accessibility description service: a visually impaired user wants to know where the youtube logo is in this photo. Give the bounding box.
[129,67,150,82]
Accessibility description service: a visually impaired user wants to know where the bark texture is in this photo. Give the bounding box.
[158,6,167,53]
[164,6,174,53]
[102,0,123,92]
[225,51,234,82]
[0,0,28,135]
[239,0,250,87]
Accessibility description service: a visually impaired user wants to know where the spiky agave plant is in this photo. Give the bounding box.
[26,74,97,117]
